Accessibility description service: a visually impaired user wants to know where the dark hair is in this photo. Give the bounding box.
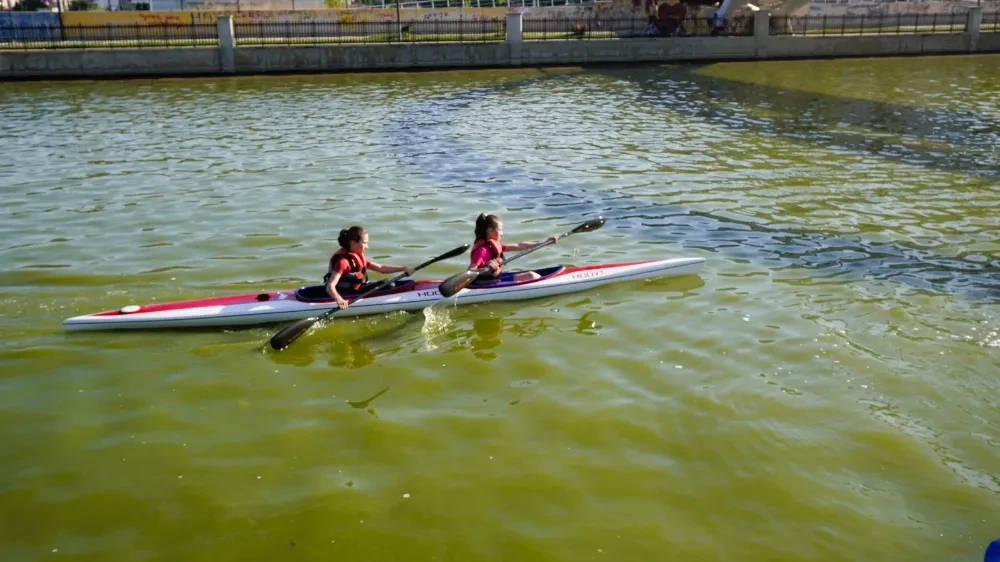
[474,213,500,241]
[338,226,366,250]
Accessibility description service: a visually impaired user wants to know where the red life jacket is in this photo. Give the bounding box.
[324,248,368,291]
[473,239,505,276]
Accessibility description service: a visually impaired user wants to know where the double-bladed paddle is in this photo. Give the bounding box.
[437,217,606,298]
[268,244,469,351]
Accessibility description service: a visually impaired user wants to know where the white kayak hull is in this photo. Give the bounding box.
[63,258,705,331]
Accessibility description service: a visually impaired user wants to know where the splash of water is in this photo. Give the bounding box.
[420,300,455,352]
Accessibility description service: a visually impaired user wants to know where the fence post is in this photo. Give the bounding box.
[218,15,236,74]
[966,6,982,52]
[506,12,522,67]
[506,12,523,43]
[753,11,769,59]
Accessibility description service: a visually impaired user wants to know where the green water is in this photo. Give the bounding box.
[1,55,998,562]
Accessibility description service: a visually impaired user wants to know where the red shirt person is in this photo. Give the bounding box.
[324,226,413,309]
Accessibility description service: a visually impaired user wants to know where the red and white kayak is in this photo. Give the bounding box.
[62,257,705,331]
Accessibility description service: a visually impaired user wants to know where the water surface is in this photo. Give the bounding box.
[1,55,998,562]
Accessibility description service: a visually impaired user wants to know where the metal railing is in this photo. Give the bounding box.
[0,24,219,49]
[522,15,753,39]
[1,10,985,50]
[234,18,506,45]
[769,13,969,36]
[983,11,999,32]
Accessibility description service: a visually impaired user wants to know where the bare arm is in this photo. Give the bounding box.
[368,262,414,275]
[325,272,349,309]
[501,236,559,252]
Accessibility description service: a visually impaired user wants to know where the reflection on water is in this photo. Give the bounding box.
[291,308,630,366]
[261,272,708,367]
[327,337,379,370]
[267,263,704,366]
[471,317,505,360]
[576,311,602,336]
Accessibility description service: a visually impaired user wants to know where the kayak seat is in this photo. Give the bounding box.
[469,266,565,288]
[294,280,415,303]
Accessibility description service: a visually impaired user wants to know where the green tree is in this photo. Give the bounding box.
[13,0,49,11]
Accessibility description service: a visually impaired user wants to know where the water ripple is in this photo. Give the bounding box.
[384,67,999,299]
[1,61,999,562]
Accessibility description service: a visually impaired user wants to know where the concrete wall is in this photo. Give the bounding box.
[765,33,973,58]
[226,33,985,72]
[516,37,762,65]
[2,48,221,78]
[980,31,1000,51]
[2,27,997,79]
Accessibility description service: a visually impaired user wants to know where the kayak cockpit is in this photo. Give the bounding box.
[466,266,565,289]
[292,266,566,301]
[294,280,416,303]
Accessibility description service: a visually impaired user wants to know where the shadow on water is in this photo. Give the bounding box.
[385,65,999,300]
[591,64,1000,179]
[346,385,390,409]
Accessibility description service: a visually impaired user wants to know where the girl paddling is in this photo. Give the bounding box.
[470,213,557,284]
[325,226,413,309]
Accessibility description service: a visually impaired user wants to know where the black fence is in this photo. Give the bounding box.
[769,13,969,36]
[522,15,754,40]
[983,12,999,32]
[0,24,219,49]
[2,11,986,51]
[233,19,506,45]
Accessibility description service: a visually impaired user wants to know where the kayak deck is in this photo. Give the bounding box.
[63,258,705,331]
